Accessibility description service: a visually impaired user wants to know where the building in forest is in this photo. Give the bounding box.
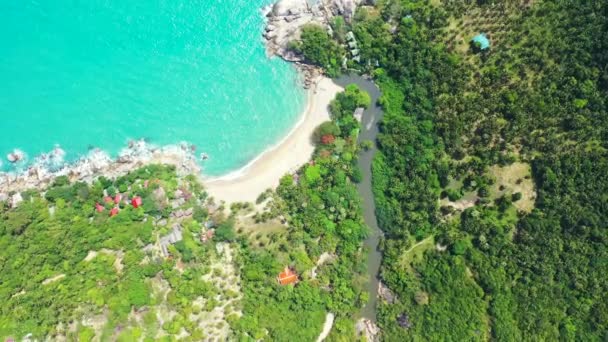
[131,196,142,208]
[109,207,119,217]
[277,267,299,286]
[471,33,491,51]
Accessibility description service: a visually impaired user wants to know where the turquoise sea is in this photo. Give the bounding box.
[0,0,305,176]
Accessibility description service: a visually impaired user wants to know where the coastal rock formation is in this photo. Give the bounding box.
[6,149,25,163]
[263,0,365,86]
[0,140,201,205]
[264,0,363,57]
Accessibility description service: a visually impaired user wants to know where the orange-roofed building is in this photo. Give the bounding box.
[109,207,119,217]
[132,196,142,208]
[277,267,299,286]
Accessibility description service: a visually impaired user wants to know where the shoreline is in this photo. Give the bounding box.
[203,76,342,204]
[0,77,342,206]
[1,1,345,206]
[0,141,201,204]
[203,83,314,183]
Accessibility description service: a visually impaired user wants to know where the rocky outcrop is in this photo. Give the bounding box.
[356,318,380,341]
[264,0,363,57]
[378,281,397,304]
[263,0,365,86]
[0,140,201,205]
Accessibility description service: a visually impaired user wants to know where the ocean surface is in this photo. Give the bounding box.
[0,0,305,176]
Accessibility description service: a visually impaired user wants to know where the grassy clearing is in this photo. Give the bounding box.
[400,236,435,272]
[488,162,535,212]
[236,215,286,249]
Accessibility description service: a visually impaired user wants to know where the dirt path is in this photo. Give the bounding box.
[316,312,335,342]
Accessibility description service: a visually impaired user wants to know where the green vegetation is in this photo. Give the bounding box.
[5,0,608,340]
[231,85,370,341]
[345,0,608,340]
[290,24,344,77]
[0,165,238,340]
[1,86,372,341]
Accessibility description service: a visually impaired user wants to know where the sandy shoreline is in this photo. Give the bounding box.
[0,77,342,206]
[203,76,342,204]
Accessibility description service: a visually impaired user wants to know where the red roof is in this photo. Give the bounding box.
[104,196,113,204]
[277,267,299,286]
[109,207,119,217]
[131,196,142,208]
[114,194,121,204]
[95,202,104,213]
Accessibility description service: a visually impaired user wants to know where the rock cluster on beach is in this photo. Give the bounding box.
[263,0,365,87]
[0,141,201,207]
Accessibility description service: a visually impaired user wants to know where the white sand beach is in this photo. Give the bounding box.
[203,77,342,204]
[0,77,342,206]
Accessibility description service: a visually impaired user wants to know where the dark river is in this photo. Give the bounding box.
[335,74,384,322]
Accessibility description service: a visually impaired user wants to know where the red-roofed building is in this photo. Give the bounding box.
[95,202,104,213]
[132,196,142,208]
[109,207,119,217]
[104,196,113,204]
[277,267,299,286]
[114,194,121,204]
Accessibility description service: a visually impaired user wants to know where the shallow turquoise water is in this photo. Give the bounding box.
[0,0,304,175]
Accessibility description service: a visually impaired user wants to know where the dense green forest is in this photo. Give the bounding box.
[4,0,608,340]
[345,0,607,340]
[231,84,372,341]
[0,166,241,340]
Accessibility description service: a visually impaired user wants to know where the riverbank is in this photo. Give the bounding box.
[203,76,342,204]
[334,74,383,329]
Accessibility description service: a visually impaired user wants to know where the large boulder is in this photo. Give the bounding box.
[332,0,362,18]
[272,0,308,17]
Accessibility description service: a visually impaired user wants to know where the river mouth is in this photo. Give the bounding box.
[334,74,384,322]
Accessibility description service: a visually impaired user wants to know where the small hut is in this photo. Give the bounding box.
[277,267,299,286]
[114,194,122,204]
[131,196,142,208]
[471,33,490,51]
[109,207,119,217]
[95,203,104,213]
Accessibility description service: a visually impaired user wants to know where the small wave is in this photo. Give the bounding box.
[0,140,206,186]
